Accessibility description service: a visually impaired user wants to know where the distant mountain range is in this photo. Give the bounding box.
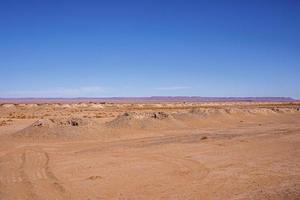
[0,97,297,103]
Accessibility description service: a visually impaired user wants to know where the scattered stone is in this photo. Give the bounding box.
[87,176,102,180]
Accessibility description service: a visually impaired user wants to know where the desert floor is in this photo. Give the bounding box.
[0,102,299,200]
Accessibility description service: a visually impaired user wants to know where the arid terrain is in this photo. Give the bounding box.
[0,101,299,200]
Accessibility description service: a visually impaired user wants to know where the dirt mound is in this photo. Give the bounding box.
[106,112,181,129]
[171,108,233,123]
[189,107,299,117]
[171,107,300,125]
[11,117,93,139]
[1,104,16,108]
[183,108,234,118]
[115,112,170,121]
[89,104,104,109]
[32,117,88,127]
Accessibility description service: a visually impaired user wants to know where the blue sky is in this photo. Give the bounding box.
[0,0,299,98]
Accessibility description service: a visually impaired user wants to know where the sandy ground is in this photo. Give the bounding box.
[0,102,299,200]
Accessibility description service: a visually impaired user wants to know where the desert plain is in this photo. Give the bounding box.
[0,101,300,200]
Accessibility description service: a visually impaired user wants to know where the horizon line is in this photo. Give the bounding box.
[0,96,298,103]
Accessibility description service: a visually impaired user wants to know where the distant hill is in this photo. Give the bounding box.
[0,97,297,104]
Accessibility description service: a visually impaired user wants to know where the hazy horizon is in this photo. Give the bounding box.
[1,1,300,98]
[0,96,297,103]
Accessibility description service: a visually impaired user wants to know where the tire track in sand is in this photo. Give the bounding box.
[0,148,69,200]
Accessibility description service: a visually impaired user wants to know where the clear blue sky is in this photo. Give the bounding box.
[1,0,299,98]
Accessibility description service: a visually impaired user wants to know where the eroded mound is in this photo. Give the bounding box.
[12,117,94,139]
[105,112,180,129]
[32,117,88,127]
[106,107,300,130]
[169,107,300,127]
[189,107,300,116]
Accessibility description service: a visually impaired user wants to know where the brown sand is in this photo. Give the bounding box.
[0,102,300,199]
